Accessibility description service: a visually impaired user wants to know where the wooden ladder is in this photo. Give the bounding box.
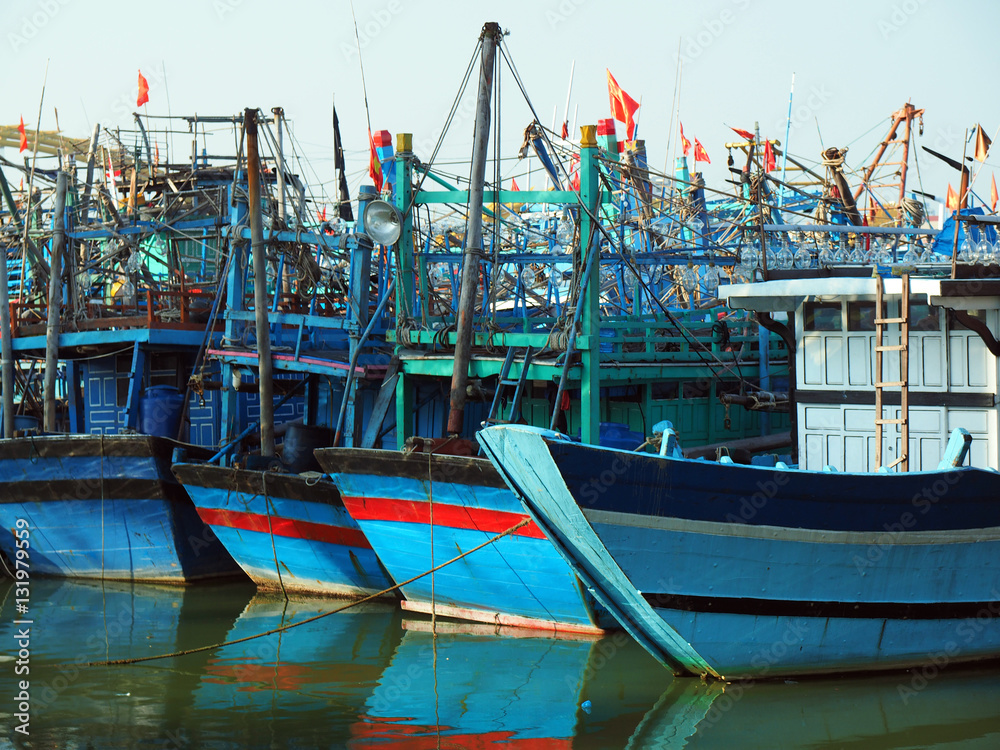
[484,346,534,425]
[874,273,910,471]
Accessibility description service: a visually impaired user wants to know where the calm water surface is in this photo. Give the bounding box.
[1,578,999,748]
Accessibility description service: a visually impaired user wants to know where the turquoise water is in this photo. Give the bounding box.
[2,578,999,748]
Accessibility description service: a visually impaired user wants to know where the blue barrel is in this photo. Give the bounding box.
[139,385,186,439]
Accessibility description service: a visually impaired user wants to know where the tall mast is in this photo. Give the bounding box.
[446,22,501,436]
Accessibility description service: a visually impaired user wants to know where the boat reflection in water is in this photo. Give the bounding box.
[0,577,255,746]
[3,577,998,747]
[626,668,1000,749]
[351,617,663,748]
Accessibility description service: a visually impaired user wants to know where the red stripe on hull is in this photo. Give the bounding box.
[341,495,546,539]
[197,507,371,549]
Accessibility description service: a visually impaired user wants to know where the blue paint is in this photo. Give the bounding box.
[176,466,392,598]
[480,424,1000,679]
[0,438,237,582]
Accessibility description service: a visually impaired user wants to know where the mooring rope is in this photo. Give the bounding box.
[65,516,531,669]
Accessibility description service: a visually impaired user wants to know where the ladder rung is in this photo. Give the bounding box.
[874,317,907,324]
[875,344,908,351]
[875,381,906,387]
[875,418,907,425]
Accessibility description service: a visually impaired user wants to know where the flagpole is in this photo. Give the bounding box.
[562,60,575,132]
[950,128,969,280]
[18,59,49,306]
[779,72,795,211]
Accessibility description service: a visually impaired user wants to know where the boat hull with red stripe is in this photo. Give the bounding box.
[172,462,394,598]
[315,448,612,634]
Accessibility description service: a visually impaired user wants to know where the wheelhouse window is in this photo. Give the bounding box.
[803,301,842,331]
[847,302,875,331]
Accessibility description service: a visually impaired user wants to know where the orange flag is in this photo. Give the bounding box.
[17,115,27,153]
[368,129,383,192]
[693,137,710,164]
[137,69,150,107]
[975,124,992,163]
[946,183,959,211]
[679,122,691,157]
[606,69,639,141]
[992,173,998,212]
[511,177,520,191]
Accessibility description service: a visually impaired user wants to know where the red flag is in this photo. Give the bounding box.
[679,122,691,157]
[991,173,998,212]
[511,178,520,191]
[570,153,580,192]
[693,137,710,164]
[606,69,639,141]
[975,124,992,163]
[763,139,776,171]
[730,126,755,142]
[137,70,150,107]
[560,120,569,140]
[318,206,327,222]
[368,129,383,192]
[946,183,958,211]
[17,115,27,153]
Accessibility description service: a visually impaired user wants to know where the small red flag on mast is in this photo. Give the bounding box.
[679,122,691,157]
[606,70,639,141]
[693,137,710,164]
[17,116,27,153]
[137,70,150,107]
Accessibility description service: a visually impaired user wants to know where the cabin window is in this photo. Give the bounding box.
[909,302,941,332]
[651,381,679,400]
[847,302,875,331]
[803,301,842,331]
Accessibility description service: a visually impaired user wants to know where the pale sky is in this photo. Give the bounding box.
[4,0,998,212]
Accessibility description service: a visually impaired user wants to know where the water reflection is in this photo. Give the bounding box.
[628,668,1000,749]
[2,578,999,748]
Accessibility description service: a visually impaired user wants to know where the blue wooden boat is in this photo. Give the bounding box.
[172,461,393,597]
[319,448,613,633]
[480,269,1000,679]
[0,435,236,581]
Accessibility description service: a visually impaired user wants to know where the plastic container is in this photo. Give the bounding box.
[281,423,334,474]
[139,385,186,439]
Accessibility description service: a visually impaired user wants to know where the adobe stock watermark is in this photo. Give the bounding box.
[341,0,404,64]
[680,0,752,66]
[771,85,833,137]
[8,0,72,52]
[852,470,962,574]
[546,0,587,29]
[878,0,930,39]
[213,0,244,20]
[896,591,1000,704]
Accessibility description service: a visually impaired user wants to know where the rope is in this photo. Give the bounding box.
[262,471,288,600]
[66,516,531,669]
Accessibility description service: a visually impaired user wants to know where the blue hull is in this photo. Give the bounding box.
[0,435,239,582]
[316,448,612,634]
[480,425,1000,679]
[173,462,394,598]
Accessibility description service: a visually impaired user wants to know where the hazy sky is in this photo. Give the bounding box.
[4,0,999,212]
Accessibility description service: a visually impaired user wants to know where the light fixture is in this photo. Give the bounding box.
[362,200,403,245]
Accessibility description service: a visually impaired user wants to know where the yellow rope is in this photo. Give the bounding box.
[66,516,531,669]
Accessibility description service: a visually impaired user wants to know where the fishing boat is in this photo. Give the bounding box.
[172,109,397,597]
[317,23,787,633]
[0,118,256,582]
[480,253,1000,679]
